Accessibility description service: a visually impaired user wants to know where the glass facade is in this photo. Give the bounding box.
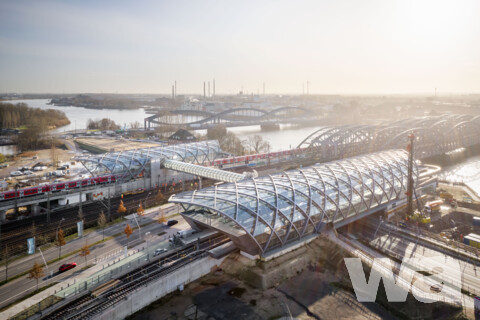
[162,159,245,183]
[170,149,418,255]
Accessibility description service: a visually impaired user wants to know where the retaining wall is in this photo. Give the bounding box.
[96,255,225,320]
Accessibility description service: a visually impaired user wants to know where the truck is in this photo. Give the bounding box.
[475,296,480,316]
[424,200,443,214]
[176,229,196,239]
[474,217,480,227]
[463,233,480,248]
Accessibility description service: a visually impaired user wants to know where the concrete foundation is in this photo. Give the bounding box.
[96,255,226,320]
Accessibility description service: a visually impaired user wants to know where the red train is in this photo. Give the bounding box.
[0,175,117,201]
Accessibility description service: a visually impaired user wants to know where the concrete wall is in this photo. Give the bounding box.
[97,256,225,320]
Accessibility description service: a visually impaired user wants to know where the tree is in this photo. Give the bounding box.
[117,200,127,216]
[207,125,245,155]
[56,228,66,259]
[124,223,133,247]
[130,121,141,129]
[79,243,90,267]
[28,261,45,291]
[244,134,270,154]
[97,211,107,241]
[157,209,166,224]
[137,202,144,216]
[0,153,6,163]
[155,189,164,204]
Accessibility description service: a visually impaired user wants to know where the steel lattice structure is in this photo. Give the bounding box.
[77,140,220,180]
[144,106,310,128]
[297,114,480,160]
[170,149,417,256]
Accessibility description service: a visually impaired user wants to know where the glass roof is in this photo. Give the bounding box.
[77,140,220,179]
[170,149,418,255]
[162,159,245,183]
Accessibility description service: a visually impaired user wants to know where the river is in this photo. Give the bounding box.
[6,99,480,196]
[6,99,319,151]
[438,156,480,197]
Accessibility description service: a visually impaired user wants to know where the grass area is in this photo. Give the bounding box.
[0,282,59,315]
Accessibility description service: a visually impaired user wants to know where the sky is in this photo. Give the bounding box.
[0,0,479,95]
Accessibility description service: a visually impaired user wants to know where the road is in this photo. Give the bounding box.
[0,206,189,309]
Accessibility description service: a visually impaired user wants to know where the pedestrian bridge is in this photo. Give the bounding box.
[297,114,480,160]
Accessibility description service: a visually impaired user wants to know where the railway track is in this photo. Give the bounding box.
[0,190,165,259]
[40,234,229,320]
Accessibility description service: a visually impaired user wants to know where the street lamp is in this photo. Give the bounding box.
[145,231,151,260]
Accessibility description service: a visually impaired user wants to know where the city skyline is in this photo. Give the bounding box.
[1,0,479,94]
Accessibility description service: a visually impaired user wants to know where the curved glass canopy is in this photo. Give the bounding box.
[77,140,220,179]
[170,149,418,256]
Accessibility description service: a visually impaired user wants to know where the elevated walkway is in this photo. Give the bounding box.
[161,159,249,183]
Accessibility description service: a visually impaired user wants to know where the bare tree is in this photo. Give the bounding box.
[244,134,270,154]
[79,243,90,267]
[57,228,66,259]
[97,211,107,241]
[28,261,45,291]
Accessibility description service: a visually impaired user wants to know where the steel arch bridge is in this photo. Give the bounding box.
[144,106,312,129]
[297,114,480,160]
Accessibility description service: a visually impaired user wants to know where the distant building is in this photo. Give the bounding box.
[168,129,197,144]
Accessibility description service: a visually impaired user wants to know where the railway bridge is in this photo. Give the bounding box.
[297,114,480,161]
[144,106,317,129]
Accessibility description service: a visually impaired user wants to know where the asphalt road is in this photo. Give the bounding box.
[0,207,189,309]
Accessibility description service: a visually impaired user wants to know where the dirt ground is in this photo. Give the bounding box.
[0,147,76,188]
[129,243,466,320]
[129,266,396,320]
[75,137,160,152]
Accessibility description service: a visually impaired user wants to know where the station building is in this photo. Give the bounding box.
[169,149,418,257]
[76,140,221,190]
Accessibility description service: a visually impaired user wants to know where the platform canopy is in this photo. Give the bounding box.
[170,149,418,256]
[77,140,220,180]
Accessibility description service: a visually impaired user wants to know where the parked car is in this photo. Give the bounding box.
[59,262,77,273]
[167,219,178,227]
[10,171,23,176]
[23,170,34,175]
[154,248,168,256]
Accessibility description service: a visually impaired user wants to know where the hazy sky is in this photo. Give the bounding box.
[1,0,479,94]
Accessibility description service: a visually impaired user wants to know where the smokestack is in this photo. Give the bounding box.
[203,82,206,98]
[172,85,174,99]
[213,78,215,97]
[208,81,210,97]
[174,81,177,98]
